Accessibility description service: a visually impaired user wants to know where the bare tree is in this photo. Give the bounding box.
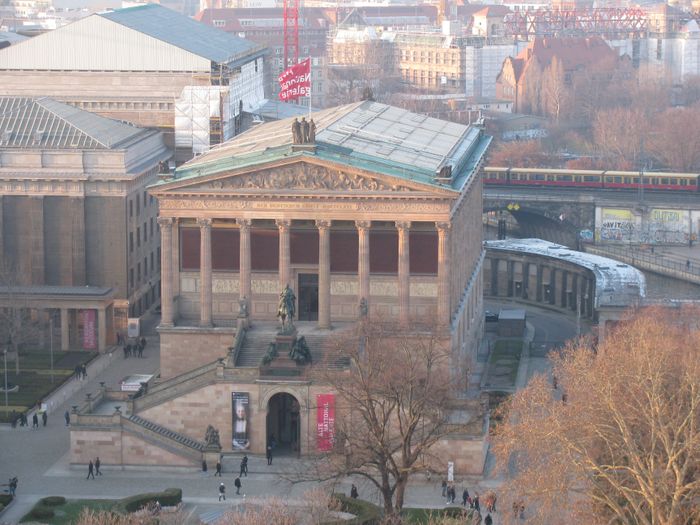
[491,307,700,525]
[592,107,648,169]
[306,320,457,517]
[540,56,569,122]
[487,140,555,168]
[647,105,700,172]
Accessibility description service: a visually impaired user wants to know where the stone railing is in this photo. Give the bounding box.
[229,327,247,366]
[133,361,220,412]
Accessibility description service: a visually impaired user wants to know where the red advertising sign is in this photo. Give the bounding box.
[82,309,97,350]
[278,58,311,101]
[316,393,335,451]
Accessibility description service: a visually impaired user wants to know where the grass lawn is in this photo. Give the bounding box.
[483,339,524,390]
[0,349,97,423]
[402,506,475,523]
[20,499,117,524]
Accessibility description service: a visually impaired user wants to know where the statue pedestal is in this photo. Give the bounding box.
[273,330,298,369]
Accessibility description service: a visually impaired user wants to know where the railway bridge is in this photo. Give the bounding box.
[483,183,700,248]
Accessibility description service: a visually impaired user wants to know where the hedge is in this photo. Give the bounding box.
[0,494,12,506]
[118,488,182,513]
[40,496,66,506]
[29,506,55,520]
[330,494,382,525]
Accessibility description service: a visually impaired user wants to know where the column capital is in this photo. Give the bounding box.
[435,221,451,233]
[157,216,174,228]
[237,218,252,232]
[275,218,291,231]
[315,219,332,230]
[355,220,372,231]
[395,220,411,231]
[197,217,213,230]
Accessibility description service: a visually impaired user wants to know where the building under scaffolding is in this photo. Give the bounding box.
[0,3,266,160]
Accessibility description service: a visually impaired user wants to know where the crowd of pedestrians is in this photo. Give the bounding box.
[441,480,510,523]
[122,336,148,359]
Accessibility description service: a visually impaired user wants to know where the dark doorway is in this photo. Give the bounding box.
[298,273,318,321]
[266,392,301,455]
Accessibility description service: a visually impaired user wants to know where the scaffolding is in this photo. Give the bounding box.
[504,8,648,39]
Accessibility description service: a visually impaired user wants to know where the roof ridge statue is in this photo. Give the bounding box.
[292,117,316,145]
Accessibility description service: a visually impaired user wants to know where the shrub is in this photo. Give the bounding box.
[40,496,66,506]
[330,494,382,525]
[30,506,55,520]
[120,488,182,512]
[0,494,12,506]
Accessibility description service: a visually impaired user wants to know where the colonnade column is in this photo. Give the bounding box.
[237,219,252,304]
[436,222,451,329]
[355,220,371,312]
[316,220,331,329]
[60,307,69,351]
[157,217,174,327]
[276,219,291,289]
[198,218,213,327]
[396,221,411,328]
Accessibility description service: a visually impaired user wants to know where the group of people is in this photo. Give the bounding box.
[214,455,249,501]
[5,477,18,496]
[74,364,88,381]
[86,457,102,479]
[441,481,500,523]
[9,408,48,428]
[122,337,147,359]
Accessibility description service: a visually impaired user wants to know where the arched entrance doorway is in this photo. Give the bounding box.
[266,392,301,455]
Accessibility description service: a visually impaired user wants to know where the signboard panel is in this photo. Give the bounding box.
[599,208,633,242]
[232,392,250,450]
[82,309,97,350]
[316,393,335,451]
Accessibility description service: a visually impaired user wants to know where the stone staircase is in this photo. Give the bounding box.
[235,328,277,367]
[125,414,205,461]
[300,333,349,370]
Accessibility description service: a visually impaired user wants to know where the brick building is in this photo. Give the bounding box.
[0,97,169,348]
[70,101,492,473]
[496,36,620,113]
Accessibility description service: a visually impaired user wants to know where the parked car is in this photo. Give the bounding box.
[485,310,499,323]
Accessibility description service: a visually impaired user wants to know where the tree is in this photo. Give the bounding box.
[487,140,555,168]
[309,321,458,517]
[540,56,568,122]
[647,105,700,172]
[491,307,700,525]
[592,107,648,169]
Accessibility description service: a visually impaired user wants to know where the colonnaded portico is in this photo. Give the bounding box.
[151,101,492,380]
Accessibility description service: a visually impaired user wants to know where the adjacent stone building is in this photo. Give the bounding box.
[0,97,169,346]
[70,101,492,473]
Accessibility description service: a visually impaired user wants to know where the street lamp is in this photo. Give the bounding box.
[49,312,55,384]
[3,337,10,409]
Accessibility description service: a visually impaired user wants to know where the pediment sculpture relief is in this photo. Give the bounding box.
[206,164,414,192]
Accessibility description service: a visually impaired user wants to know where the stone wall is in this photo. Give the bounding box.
[159,328,235,379]
[70,428,197,468]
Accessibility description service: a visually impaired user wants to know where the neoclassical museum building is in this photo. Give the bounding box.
[70,101,492,473]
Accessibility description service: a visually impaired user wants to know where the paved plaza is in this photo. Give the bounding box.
[0,305,579,524]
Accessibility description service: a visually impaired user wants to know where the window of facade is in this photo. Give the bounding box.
[130,268,134,290]
[129,232,134,253]
[129,200,133,217]
[136,196,140,216]
[137,263,141,283]
[137,227,141,247]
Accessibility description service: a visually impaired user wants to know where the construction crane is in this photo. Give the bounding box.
[283,0,299,69]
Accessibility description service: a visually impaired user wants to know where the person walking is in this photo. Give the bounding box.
[42,411,47,427]
[450,485,456,504]
[462,488,470,507]
[218,482,226,501]
[239,455,248,477]
[484,514,493,525]
[234,476,242,495]
[87,460,95,480]
[350,484,358,499]
[266,444,273,465]
[473,494,480,514]
[441,480,447,498]
[8,477,17,496]
[137,343,144,358]
[32,413,39,429]
[215,460,222,477]
[64,410,70,426]
[81,364,88,380]
[95,457,102,476]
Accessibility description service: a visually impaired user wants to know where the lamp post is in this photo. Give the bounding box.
[49,312,54,384]
[3,338,9,409]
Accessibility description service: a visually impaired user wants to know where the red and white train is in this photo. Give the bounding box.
[483,167,700,192]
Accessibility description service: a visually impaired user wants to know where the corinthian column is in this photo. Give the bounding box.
[396,221,411,328]
[198,218,213,327]
[316,219,331,329]
[355,220,371,313]
[436,222,451,329]
[237,218,252,304]
[276,219,291,289]
[157,217,174,326]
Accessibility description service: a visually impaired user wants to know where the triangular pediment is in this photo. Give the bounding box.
[161,160,454,196]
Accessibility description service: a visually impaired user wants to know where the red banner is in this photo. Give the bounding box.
[316,393,335,451]
[82,309,97,350]
[278,58,311,101]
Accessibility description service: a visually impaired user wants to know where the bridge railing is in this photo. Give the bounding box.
[583,245,700,282]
